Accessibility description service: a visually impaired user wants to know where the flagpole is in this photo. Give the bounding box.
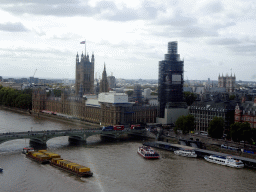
[85,40,86,57]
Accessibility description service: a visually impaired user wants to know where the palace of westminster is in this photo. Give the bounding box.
[32,44,157,126]
[32,41,246,131]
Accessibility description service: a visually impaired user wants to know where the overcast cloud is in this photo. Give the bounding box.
[0,0,255,81]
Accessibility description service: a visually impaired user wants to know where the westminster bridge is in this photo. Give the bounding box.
[0,129,154,145]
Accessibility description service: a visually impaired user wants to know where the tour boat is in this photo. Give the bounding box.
[204,155,244,168]
[137,146,160,159]
[174,148,197,158]
[22,147,34,154]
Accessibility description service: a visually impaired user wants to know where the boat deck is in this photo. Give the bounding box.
[143,141,256,168]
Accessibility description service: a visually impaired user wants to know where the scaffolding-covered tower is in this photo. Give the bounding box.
[133,84,143,104]
[157,42,187,122]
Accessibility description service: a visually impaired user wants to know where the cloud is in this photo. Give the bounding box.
[0,47,72,59]
[207,37,241,45]
[151,25,218,38]
[155,10,198,27]
[202,1,224,14]
[0,22,29,32]
[229,43,256,55]
[0,0,164,22]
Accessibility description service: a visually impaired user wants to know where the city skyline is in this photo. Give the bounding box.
[0,0,255,81]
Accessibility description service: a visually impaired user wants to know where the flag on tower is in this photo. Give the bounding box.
[80,41,85,44]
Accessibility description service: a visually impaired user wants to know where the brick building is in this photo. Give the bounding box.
[235,98,256,128]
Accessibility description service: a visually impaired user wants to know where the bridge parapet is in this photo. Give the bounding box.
[0,129,147,145]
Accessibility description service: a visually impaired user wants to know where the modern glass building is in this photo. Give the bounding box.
[158,41,184,118]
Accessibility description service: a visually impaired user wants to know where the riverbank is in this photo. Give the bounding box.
[162,134,256,160]
[0,106,101,129]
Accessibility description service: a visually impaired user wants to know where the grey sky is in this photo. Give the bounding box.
[0,0,255,81]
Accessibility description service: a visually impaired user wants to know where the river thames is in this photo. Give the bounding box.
[0,109,256,192]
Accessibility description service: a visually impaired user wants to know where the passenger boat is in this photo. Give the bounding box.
[174,148,197,158]
[50,158,93,177]
[204,155,244,168]
[22,147,34,154]
[137,146,160,159]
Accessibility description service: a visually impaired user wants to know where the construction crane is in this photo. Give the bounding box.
[33,69,37,78]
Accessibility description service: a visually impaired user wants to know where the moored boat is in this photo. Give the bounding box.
[174,148,197,158]
[204,155,244,168]
[138,146,160,159]
[22,147,34,154]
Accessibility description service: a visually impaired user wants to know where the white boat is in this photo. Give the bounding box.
[204,155,244,168]
[137,146,160,159]
[22,147,34,154]
[174,149,197,158]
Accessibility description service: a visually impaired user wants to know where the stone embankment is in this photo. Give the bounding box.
[162,132,256,160]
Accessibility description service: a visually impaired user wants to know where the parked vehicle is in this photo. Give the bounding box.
[102,126,114,131]
[131,124,145,130]
[113,125,124,131]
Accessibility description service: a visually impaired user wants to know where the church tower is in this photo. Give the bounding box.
[99,63,109,93]
[75,42,95,95]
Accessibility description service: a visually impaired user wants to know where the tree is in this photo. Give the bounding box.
[53,89,62,97]
[125,90,133,97]
[231,122,252,143]
[208,117,224,139]
[230,122,242,142]
[174,114,195,134]
[183,92,197,106]
[229,95,235,100]
[15,94,32,109]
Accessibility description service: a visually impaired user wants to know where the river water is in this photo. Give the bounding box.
[0,109,256,192]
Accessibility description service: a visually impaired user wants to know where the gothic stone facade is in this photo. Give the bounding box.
[218,73,236,93]
[75,52,95,95]
[32,90,157,126]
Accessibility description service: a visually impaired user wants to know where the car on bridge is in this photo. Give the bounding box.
[131,124,145,130]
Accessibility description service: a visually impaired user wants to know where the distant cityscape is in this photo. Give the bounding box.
[1,41,256,134]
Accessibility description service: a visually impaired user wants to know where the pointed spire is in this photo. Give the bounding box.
[91,52,94,63]
[81,51,84,57]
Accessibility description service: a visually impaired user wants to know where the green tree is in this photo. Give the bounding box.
[0,87,32,110]
[229,95,235,100]
[125,90,133,97]
[174,114,195,134]
[15,94,32,109]
[183,92,197,106]
[208,117,224,138]
[53,89,62,97]
[230,122,242,142]
[230,122,252,143]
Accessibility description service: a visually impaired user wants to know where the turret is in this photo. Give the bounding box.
[76,52,79,63]
[81,52,84,59]
[91,52,95,64]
